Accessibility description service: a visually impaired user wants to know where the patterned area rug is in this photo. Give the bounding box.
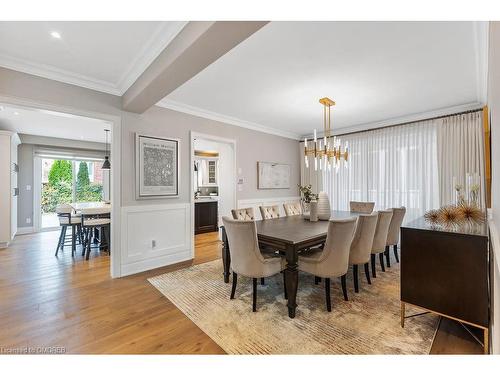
[148,257,438,354]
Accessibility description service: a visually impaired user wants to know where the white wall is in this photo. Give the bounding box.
[488,21,500,354]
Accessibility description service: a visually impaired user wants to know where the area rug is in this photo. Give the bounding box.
[148,257,438,354]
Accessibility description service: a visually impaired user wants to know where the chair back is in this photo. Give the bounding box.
[283,202,302,216]
[349,213,378,265]
[259,205,280,220]
[349,201,375,213]
[231,207,255,221]
[56,203,73,214]
[386,207,406,246]
[313,218,357,277]
[221,216,265,278]
[371,210,393,253]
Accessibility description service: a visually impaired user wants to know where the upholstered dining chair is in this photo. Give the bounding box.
[385,206,406,267]
[298,218,357,311]
[283,202,302,216]
[55,203,82,257]
[348,212,378,293]
[370,210,393,278]
[349,201,375,214]
[259,205,281,220]
[221,217,284,312]
[231,207,255,221]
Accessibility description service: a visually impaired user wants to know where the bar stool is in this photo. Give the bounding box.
[55,203,83,257]
[80,207,111,260]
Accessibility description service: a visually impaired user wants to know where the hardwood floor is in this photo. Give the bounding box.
[0,230,483,354]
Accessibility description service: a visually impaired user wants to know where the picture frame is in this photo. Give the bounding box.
[257,161,290,189]
[135,133,180,199]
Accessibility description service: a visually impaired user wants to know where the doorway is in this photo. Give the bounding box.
[36,157,108,231]
[190,132,237,259]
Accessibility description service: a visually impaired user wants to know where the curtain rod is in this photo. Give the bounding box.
[298,107,484,141]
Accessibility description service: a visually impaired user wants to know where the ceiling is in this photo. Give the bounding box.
[159,21,488,139]
[0,21,186,95]
[0,103,110,143]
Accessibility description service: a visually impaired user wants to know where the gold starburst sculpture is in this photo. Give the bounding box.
[437,205,464,227]
[424,209,440,225]
[457,202,485,225]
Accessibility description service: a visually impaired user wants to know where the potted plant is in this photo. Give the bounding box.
[298,184,318,213]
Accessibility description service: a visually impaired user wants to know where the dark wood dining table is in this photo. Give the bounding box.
[221,210,361,318]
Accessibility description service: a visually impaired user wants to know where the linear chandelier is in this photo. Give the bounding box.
[304,97,348,172]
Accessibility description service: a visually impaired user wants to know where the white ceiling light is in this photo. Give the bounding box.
[50,31,61,39]
[13,111,19,115]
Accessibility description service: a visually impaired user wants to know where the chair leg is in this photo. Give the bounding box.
[325,278,332,312]
[261,277,265,285]
[85,229,92,260]
[364,263,372,284]
[55,227,64,256]
[314,276,321,285]
[283,271,288,299]
[385,245,391,268]
[71,225,76,257]
[341,274,348,301]
[82,228,88,256]
[379,252,386,272]
[230,272,237,299]
[394,244,399,263]
[252,278,257,312]
[371,254,377,278]
[353,264,359,293]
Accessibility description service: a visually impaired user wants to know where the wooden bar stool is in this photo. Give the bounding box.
[80,207,111,260]
[55,203,82,257]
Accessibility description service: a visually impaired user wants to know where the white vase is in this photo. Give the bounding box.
[309,201,318,222]
[317,191,331,220]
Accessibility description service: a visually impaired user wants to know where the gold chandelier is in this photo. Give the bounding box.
[304,97,348,171]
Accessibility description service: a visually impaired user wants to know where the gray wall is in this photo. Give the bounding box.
[121,107,299,206]
[16,135,107,228]
[0,67,299,210]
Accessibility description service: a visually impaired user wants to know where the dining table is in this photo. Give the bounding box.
[221,210,362,318]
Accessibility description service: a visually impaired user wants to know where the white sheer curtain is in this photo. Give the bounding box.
[301,110,486,223]
[322,121,439,223]
[437,111,485,208]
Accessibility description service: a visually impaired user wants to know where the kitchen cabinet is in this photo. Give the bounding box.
[195,200,218,234]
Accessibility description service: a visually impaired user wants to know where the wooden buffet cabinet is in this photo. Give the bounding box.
[400,217,490,353]
[194,200,218,234]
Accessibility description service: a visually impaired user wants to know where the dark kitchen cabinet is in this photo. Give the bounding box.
[195,201,218,234]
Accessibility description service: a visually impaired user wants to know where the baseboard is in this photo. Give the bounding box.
[16,226,34,235]
[0,242,9,249]
[121,250,192,277]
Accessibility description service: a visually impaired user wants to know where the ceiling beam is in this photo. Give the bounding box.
[122,21,269,113]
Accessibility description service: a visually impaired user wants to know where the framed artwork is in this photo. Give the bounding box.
[257,161,290,189]
[135,134,180,198]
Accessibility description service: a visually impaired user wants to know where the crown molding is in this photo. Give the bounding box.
[0,22,187,96]
[116,21,188,94]
[156,99,302,140]
[301,102,484,139]
[0,52,122,95]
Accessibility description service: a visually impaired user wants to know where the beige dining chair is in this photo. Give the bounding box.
[370,210,393,278]
[350,201,375,214]
[259,205,281,219]
[80,207,111,260]
[222,217,284,312]
[55,203,82,257]
[349,212,378,293]
[231,207,255,221]
[298,217,357,311]
[385,206,406,267]
[283,202,302,216]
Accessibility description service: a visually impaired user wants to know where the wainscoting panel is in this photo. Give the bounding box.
[121,203,192,276]
[237,196,301,219]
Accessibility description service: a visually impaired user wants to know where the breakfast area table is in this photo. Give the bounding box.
[221,210,362,318]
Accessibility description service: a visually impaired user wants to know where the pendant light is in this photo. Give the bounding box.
[101,129,111,170]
